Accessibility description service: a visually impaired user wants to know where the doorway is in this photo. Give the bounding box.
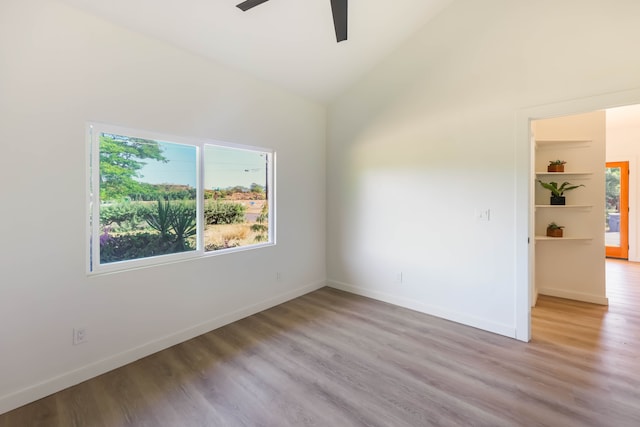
[605,161,629,259]
[531,111,607,311]
[517,89,640,342]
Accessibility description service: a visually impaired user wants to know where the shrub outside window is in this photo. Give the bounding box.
[88,123,274,274]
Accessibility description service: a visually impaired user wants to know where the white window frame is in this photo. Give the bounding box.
[87,122,275,275]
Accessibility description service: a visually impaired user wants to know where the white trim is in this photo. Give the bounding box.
[88,122,271,154]
[628,157,638,262]
[327,280,516,339]
[86,122,276,275]
[0,280,326,415]
[86,123,95,274]
[268,152,277,245]
[515,87,640,343]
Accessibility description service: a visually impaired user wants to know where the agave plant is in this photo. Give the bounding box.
[146,199,173,238]
[170,202,197,251]
[537,180,584,196]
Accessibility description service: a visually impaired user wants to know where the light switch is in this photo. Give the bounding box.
[476,208,491,221]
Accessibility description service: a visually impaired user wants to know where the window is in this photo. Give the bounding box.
[88,123,274,274]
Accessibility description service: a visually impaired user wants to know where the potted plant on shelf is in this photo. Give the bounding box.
[547,160,566,172]
[537,180,585,205]
[546,222,564,238]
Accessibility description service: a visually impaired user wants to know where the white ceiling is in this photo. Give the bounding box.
[607,104,640,130]
[58,0,453,103]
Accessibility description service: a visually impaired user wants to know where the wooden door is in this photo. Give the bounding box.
[605,161,629,259]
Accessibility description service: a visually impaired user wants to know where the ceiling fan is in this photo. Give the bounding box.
[236,0,348,43]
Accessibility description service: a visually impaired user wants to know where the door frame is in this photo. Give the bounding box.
[515,88,640,342]
[605,161,629,259]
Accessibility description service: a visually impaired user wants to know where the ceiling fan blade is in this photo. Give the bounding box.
[236,0,270,12]
[330,0,348,42]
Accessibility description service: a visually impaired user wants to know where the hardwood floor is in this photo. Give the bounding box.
[2,260,639,426]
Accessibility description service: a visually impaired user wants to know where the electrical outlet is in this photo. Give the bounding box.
[73,328,87,345]
[394,272,403,284]
[276,271,282,282]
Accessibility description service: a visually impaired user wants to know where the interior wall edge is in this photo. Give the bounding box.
[531,290,539,308]
[0,279,327,416]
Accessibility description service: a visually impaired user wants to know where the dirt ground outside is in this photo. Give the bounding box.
[204,199,268,250]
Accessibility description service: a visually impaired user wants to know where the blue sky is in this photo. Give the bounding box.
[204,145,267,190]
[137,141,197,187]
[137,140,267,189]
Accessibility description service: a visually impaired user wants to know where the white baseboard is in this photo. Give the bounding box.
[0,280,326,416]
[537,287,609,305]
[327,280,516,339]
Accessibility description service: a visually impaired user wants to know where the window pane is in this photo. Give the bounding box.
[89,123,275,274]
[605,166,621,247]
[98,133,197,264]
[203,145,270,251]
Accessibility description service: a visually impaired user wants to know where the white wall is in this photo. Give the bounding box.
[0,0,326,414]
[606,105,640,262]
[326,0,640,338]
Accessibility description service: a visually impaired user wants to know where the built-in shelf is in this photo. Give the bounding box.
[535,139,592,148]
[535,171,593,176]
[533,113,605,304]
[535,139,592,144]
[535,205,592,209]
[535,236,593,241]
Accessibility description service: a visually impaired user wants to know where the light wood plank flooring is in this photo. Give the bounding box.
[1,260,639,426]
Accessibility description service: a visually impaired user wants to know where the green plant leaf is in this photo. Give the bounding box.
[537,180,561,196]
[170,202,197,250]
[146,199,173,238]
[557,181,585,194]
[538,180,585,196]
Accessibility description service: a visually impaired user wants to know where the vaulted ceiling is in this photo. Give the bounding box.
[58,0,453,103]
[607,104,640,130]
